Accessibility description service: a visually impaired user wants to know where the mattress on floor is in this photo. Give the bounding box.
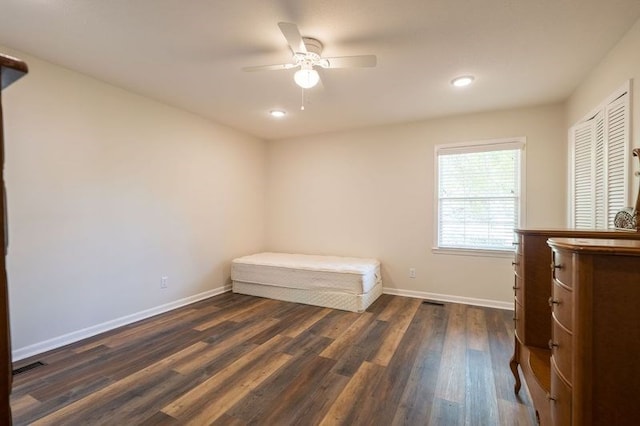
[231,252,381,295]
[231,279,383,313]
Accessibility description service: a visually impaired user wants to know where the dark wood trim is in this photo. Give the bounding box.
[1,54,28,91]
[0,83,8,425]
[1,52,28,425]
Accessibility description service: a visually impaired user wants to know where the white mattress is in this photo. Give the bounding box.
[232,280,382,313]
[231,252,381,295]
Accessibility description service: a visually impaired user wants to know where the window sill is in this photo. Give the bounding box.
[432,247,515,258]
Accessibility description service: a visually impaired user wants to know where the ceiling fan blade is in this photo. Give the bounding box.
[323,55,377,68]
[242,63,298,72]
[278,22,307,54]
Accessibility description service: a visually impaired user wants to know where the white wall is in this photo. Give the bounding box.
[567,17,640,200]
[567,18,640,140]
[2,27,587,355]
[266,104,566,306]
[2,47,267,355]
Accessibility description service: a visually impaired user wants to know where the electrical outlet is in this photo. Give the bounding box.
[161,276,168,289]
[409,268,416,278]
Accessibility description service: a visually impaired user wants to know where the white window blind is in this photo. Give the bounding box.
[436,139,525,252]
[570,87,629,229]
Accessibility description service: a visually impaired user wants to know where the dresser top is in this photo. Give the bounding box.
[516,228,640,238]
[547,238,640,256]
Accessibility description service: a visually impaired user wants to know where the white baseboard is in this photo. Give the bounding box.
[382,287,513,310]
[12,285,232,362]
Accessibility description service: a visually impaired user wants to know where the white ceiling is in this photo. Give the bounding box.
[1,0,639,140]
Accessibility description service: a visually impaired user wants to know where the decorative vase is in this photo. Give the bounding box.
[614,148,640,230]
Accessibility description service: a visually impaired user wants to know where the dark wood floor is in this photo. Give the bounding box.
[10,293,536,425]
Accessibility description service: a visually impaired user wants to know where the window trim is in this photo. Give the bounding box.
[432,137,527,256]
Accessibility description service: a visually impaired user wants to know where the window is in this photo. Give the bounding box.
[569,83,630,229]
[435,138,526,254]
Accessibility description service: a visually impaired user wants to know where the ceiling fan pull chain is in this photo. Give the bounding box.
[301,87,305,111]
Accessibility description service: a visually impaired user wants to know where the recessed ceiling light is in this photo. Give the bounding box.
[270,110,286,118]
[451,75,475,87]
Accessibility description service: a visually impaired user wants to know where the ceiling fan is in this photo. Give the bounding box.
[242,22,377,90]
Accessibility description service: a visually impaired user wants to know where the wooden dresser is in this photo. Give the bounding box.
[547,238,640,425]
[510,229,640,425]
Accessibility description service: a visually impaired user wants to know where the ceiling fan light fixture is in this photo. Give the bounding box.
[451,75,475,87]
[294,67,320,89]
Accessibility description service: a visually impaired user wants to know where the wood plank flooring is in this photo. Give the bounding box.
[10,293,536,425]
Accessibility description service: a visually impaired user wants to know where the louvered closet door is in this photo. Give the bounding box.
[605,95,629,227]
[572,120,595,228]
[570,89,630,229]
[594,112,606,228]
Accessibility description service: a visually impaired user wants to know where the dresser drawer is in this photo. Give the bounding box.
[514,300,524,342]
[513,276,523,305]
[513,234,523,255]
[550,362,572,426]
[550,281,572,330]
[550,318,572,382]
[513,253,523,279]
[551,249,573,289]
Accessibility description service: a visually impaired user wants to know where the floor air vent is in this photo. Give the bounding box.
[13,361,46,375]
[422,300,445,306]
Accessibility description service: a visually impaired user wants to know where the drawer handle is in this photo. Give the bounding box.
[546,393,557,402]
[513,285,519,291]
[548,297,560,307]
[511,261,519,266]
[550,262,563,270]
[512,242,519,246]
[512,316,517,322]
[548,339,559,350]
